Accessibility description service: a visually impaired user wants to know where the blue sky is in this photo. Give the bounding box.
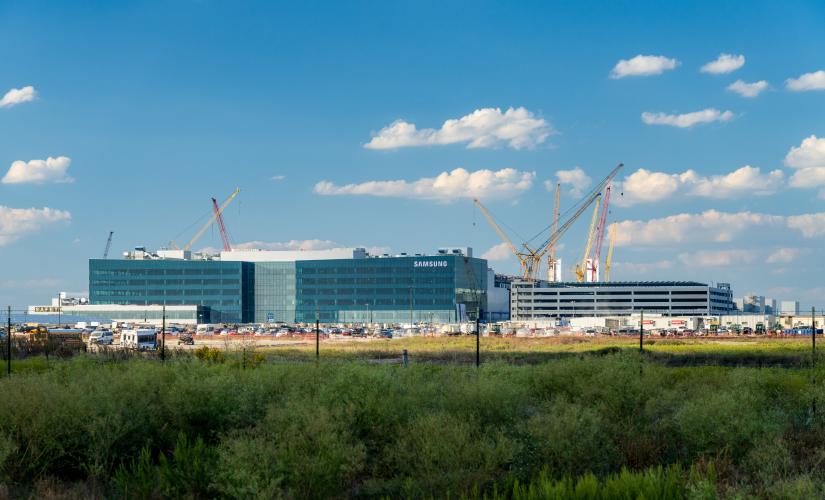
[1,0,825,307]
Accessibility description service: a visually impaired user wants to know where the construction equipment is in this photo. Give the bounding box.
[590,185,612,282]
[546,183,561,281]
[183,188,240,251]
[604,223,617,282]
[473,199,531,279]
[212,197,233,252]
[530,163,623,281]
[103,231,114,259]
[576,195,601,282]
[475,163,623,281]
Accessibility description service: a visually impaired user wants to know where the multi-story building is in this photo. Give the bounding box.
[88,246,493,324]
[781,300,800,315]
[510,280,735,320]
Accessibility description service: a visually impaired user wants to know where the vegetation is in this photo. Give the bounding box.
[1,343,825,497]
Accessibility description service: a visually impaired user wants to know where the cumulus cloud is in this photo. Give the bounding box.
[727,80,768,98]
[678,249,755,267]
[0,205,71,246]
[766,247,801,264]
[610,55,679,79]
[784,135,825,194]
[233,239,338,251]
[613,260,674,274]
[700,53,745,74]
[481,242,513,261]
[641,108,734,128]
[2,156,74,185]
[546,167,592,198]
[314,167,535,201]
[786,70,825,91]
[786,213,825,238]
[271,175,285,181]
[614,166,783,205]
[0,86,36,108]
[613,210,783,247]
[364,107,552,150]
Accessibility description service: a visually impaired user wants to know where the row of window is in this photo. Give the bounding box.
[299,298,454,306]
[300,287,454,296]
[300,277,455,285]
[92,268,239,276]
[93,289,240,297]
[299,266,452,275]
[92,279,241,286]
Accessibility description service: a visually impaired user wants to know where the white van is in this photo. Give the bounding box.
[121,329,157,350]
[196,324,217,335]
[89,329,114,345]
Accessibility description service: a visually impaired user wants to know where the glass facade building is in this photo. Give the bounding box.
[89,254,488,324]
[89,259,252,323]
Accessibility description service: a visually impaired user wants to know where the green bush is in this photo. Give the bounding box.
[1,352,825,497]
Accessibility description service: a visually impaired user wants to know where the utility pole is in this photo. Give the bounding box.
[639,309,644,353]
[161,305,166,363]
[6,306,11,377]
[813,306,817,369]
[315,307,320,361]
[475,307,480,368]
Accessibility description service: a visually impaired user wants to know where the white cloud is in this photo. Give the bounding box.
[364,107,552,150]
[547,167,592,198]
[2,156,74,185]
[766,247,801,264]
[786,213,825,238]
[271,175,285,181]
[786,70,825,91]
[784,135,825,191]
[678,249,755,267]
[610,55,679,79]
[785,135,825,169]
[700,53,745,74]
[614,166,782,205]
[613,210,783,247]
[641,108,734,128]
[0,205,71,246]
[481,242,513,261]
[0,86,36,108]
[314,167,535,201]
[233,239,337,251]
[727,80,768,98]
[613,260,674,274]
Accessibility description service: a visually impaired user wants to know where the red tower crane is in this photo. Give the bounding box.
[212,197,233,252]
[590,185,612,282]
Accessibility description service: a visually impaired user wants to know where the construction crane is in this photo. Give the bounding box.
[103,231,114,259]
[530,163,623,281]
[183,188,241,251]
[473,198,532,279]
[604,223,617,282]
[474,163,623,281]
[212,197,233,252]
[590,185,612,282]
[576,196,601,282]
[546,183,561,281]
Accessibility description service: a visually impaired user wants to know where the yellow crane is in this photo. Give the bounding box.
[183,188,241,251]
[575,196,601,282]
[473,198,532,279]
[604,223,617,282]
[546,183,561,281]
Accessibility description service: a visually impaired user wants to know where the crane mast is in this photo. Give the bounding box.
[590,185,612,282]
[212,197,233,252]
[103,231,114,259]
[547,183,561,281]
[183,188,241,251]
[604,223,617,282]
[576,196,601,282]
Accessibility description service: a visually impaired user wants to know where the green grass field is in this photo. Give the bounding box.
[2,337,825,498]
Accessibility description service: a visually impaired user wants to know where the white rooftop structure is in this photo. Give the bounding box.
[219,247,368,262]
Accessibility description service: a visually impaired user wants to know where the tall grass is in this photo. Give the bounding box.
[1,351,825,497]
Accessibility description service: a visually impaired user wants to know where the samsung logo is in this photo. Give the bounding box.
[414,260,448,268]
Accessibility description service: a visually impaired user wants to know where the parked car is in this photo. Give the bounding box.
[178,333,195,345]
